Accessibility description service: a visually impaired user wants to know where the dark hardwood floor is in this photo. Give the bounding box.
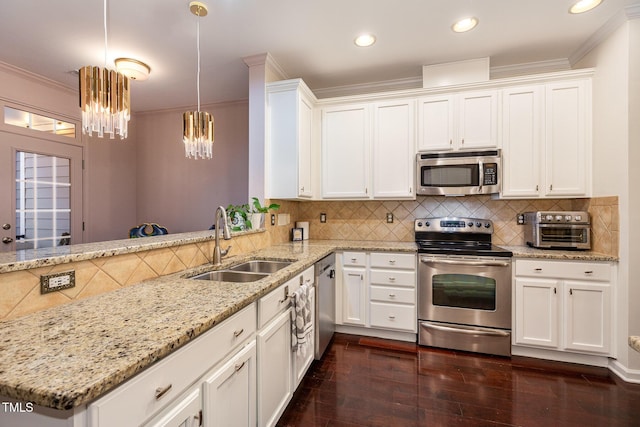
[277,333,640,427]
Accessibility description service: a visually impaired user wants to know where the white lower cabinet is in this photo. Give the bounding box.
[292,287,315,389]
[202,340,256,427]
[514,259,612,356]
[337,251,416,334]
[142,386,202,427]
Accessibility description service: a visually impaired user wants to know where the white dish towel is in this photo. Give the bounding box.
[291,281,313,356]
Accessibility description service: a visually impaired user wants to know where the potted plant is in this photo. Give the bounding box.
[249,197,280,230]
[226,203,252,231]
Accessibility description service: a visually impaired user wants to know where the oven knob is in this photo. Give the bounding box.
[575,215,582,221]
[417,221,422,227]
[555,215,563,221]
[475,222,481,228]
[565,215,572,221]
[484,222,491,228]
[467,222,474,227]
[545,214,553,221]
[425,221,430,227]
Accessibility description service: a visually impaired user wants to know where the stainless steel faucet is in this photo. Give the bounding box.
[213,205,232,266]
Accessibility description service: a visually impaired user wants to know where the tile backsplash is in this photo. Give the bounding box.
[0,196,617,321]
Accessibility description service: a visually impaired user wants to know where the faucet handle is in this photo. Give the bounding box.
[221,245,232,257]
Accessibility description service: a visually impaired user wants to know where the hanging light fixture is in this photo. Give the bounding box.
[78,0,133,139]
[183,1,214,159]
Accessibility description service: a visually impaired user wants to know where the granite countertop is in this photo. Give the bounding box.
[502,245,618,262]
[0,240,415,411]
[629,336,640,353]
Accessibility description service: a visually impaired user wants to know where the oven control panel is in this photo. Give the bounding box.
[415,217,493,233]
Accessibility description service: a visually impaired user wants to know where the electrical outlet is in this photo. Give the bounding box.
[320,213,327,223]
[517,214,525,225]
[40,271,75,294]
[386,213,394,223]
[271,214,276,226]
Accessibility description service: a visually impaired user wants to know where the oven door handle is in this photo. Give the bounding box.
[421,322,510,337]
[420,258,511,268]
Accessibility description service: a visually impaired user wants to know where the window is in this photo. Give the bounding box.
[4,106,76,138]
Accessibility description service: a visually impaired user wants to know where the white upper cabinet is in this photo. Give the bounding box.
[501,79,591,198]
[371,99,416,198]
[545,80,590,197]
[266,79,318,199]
[418,90,498,151]
[321,104,370,198]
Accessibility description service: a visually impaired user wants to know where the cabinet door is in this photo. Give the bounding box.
[417,95,454,151]
[257,309,293,427]
[515,277,559,348]
[143,386,201,427]
[458,90,498,150]
[371,100,416,198]
[342,266,367,326]
[563,281,611,354]
[203,341,256,427]
[298,94,314,198]
[321,104,370,198]
[545,80,588,196]
[501,86,542,197]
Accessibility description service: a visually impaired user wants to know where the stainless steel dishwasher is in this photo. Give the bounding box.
[314,253,336,360]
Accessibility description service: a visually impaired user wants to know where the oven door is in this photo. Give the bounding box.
[418,255,511,330]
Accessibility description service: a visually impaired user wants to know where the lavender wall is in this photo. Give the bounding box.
[134,101,249,233]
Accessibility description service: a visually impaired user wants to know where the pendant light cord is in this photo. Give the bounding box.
[103,0,108,68]
[196,15,201,112]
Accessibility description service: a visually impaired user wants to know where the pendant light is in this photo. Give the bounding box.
[78,0,132,139]
[182,1,214,159]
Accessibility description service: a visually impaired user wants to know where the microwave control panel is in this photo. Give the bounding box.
[483,163,498,185]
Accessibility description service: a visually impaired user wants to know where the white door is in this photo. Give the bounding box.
[417,95,454,151]
[457,90,498,150]
[372,100,416,198]
[342,266,367,326]
[321,104,370,198]
[501,86,542,198]
[203,341,257,427]
[0,131,83,252]
[298,94,314,198]
[257,308,293,427]
[563,281,611,354]
[515,277,559,348]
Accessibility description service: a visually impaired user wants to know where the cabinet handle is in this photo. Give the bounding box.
[569,288,573,295]
[351,258,357,263]
[155,384,173,400]
[278,295,290,304]
[388,293,396,298]
[388,315,396,320]
[233,328,244,338]
[388,277,396,282]
[195,410,202,425]
[389,260,396,265]
[550,184,553,191]
[534,268,543,272]
[409,187,412,193]
[449,139,453,146]
[461,138,465,145]
[300,186,305,192]
[554,288,557,294]
[585,271,594,275]
[536,185,539,191]
[235,361,246,372]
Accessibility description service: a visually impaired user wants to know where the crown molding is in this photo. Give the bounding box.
[490,59,571,80]
[569,4,640,66]
[313,76,422,99]
[0,61,77,95]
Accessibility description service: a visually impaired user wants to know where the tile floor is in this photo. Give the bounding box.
[277,333,640,427]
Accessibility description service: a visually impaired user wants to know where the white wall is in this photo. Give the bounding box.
[575,18,640,373]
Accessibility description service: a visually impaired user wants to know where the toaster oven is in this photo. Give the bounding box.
[523,211,591,250]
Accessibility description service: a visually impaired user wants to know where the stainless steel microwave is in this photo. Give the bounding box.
[416,150,501,196]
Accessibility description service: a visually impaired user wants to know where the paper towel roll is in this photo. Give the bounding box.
[295,221,309,240]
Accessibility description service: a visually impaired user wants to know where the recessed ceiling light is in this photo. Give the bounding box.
[354,34,376,47]
[569,0,603,14]
[452,17,478,33]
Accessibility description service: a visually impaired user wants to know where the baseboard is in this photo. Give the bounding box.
[511,345,610,367]
[335,324,417,343]
[608,359,640,384]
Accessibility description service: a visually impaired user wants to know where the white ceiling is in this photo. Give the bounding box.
[1,0,639,112]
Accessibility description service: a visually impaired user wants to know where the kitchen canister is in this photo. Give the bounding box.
[295,221,309,240]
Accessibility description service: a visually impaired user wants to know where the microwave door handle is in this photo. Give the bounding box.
[478,161,484,191]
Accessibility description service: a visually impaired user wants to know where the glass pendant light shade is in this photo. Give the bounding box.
[79,65,131,139]
[183,1,214,159]
[182,111,214,158]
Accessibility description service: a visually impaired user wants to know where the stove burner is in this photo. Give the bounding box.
[415,217,513,258]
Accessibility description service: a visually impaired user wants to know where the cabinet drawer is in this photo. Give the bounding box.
[369,302,416,332]
[515,259,611,281]
[259,266,314,329]
[88,303,256,427]
[343,251,366,267]
[370,252,415,270]
[370,285,415,304]
[369,269,415,287]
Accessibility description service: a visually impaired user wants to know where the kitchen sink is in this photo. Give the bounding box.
[228,260,292,274]
[190,270,268,282]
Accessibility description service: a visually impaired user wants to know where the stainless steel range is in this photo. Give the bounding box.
[416,217,513,356]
